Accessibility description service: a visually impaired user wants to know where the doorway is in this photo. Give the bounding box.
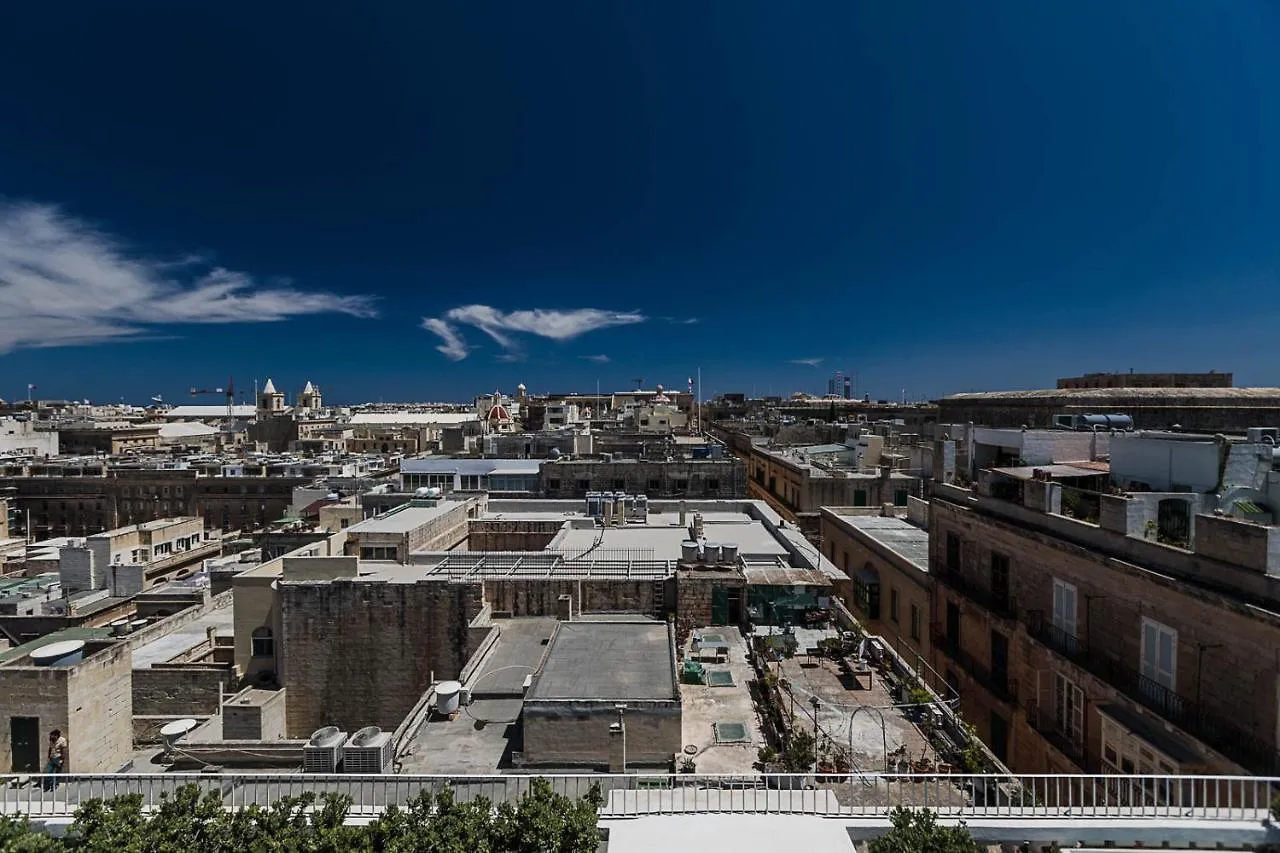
[945,601,961,650]
[10,717,40,773]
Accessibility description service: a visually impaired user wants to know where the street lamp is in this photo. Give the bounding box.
[809,696,822,767]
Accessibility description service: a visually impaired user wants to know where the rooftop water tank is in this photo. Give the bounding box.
[436,680,462,715]
[681,540,700,563]
[110,619,130,637]
[719,543,739,565]
[30,639,86,667]
[702,542,722,564]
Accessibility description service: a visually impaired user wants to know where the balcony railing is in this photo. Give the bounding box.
[1025,610,1280,775]
[930,624,1018,705]
[934,564,1018,621]
[0,772,1273,823]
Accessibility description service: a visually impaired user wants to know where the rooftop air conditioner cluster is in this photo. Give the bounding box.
[342,726,394,774]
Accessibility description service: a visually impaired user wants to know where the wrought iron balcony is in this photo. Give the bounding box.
[933,564,1018,621]
[1025,610,1280,775]
[930,624,1018,705]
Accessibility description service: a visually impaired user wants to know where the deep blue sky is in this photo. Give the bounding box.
[1,2,1277,404]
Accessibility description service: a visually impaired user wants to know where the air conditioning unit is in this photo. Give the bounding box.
[303,726,347,773]
[342,726,394,774]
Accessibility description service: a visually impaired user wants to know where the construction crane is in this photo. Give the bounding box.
[189,377,236,420]
[632,377,644,391]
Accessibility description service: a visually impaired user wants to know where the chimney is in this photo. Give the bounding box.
[557,594,573,622]
[206,626,217,648]
[880,503,894,517]
[679,501,687,526]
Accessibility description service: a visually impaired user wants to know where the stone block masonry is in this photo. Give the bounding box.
[484,578,657,617]
[279,578,483,737]
[132,665,237,716]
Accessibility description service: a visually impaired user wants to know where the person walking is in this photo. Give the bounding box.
[42,730,67,792]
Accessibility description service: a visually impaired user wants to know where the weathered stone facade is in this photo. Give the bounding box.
[522,700,681,767]
[132,665,237,717]
[483,578,661,617]
[539,459,746,499]
[278,579,486,737]
[467,519,564,552]
[930,494,1280,776]
[0,640,132,773]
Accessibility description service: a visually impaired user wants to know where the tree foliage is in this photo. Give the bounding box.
[0,778,604,853]
[867,807,982,853]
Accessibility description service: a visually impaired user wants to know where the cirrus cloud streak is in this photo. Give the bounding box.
[0,202,377,353]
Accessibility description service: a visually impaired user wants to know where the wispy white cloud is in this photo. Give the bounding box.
[790,357,824,367]
[660,316,699,325]
[420,304,645,360]
[421,318,470,361]
[0,202,377,353]
[580,354,610,364]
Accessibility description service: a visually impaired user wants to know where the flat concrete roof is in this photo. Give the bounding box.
[835,515,930,573]
[347,501,458,534]
[526,621,676,702]
[131,605,234,669]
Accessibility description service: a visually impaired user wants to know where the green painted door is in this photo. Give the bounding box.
[710,586,729,625]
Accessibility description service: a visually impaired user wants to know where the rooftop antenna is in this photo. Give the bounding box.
[633,377,644,391]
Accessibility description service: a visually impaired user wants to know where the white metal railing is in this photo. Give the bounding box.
[1,772,1275,821]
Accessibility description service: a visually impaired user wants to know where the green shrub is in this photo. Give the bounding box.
[868,807,982,853]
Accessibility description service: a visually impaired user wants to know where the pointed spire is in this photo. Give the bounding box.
[302,381,315,395]
[262,378,278,394]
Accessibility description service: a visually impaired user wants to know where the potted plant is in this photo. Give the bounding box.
[678,756,697,774]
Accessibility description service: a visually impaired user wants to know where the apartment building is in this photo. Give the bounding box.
[0,465,309,537]
[929,427,1280,777]
[58,517,216,595]
[820,508,932,665]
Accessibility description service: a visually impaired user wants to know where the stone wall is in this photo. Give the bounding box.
[467,519,564,552]
[484,578,657,617]
[279,578,484,737]
[522,700,681,767]
[132,665,236,716]
[0,642,133,773]
[674,570,742,641]
[539,459,746,499]
[1193,513,1280,575]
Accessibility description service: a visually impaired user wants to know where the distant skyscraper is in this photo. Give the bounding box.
[843,376,852,399]
[827,377,836,396]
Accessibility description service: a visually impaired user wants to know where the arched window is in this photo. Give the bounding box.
[1157,499,1191,548]
[251,627,274,658]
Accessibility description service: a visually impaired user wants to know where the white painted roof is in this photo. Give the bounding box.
[157,422,219,439]
[348,412,478,426]
[262,378,278,394]
[163,405,258,419]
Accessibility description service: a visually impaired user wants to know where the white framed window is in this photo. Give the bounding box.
[1054,673,1084,748]
[1052,579,1078,650]
[1140,616,1177,692]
